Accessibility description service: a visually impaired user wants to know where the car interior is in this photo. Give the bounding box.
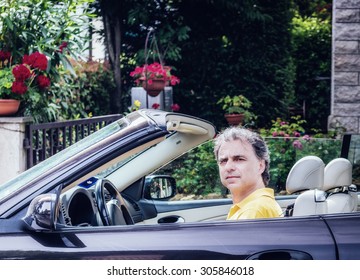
[52,113,221,228]
[285,155,358,216]
[22,117,360,231]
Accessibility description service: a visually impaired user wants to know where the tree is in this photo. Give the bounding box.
[172,0,294,129]
[98,0,123,113]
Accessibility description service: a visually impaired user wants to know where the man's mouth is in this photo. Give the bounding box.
[226,175,240,180]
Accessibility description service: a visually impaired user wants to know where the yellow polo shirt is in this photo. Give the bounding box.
[227,188,283,220]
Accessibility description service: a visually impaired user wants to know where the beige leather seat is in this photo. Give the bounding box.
[286,155,326,216]
[323,158,357,213]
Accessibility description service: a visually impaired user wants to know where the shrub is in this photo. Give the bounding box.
[158,140,223,197]
[49,60,115,120]
[260,116,342,193]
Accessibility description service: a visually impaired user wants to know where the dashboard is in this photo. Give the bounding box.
[59,181,136,227]
[59,186,100,227]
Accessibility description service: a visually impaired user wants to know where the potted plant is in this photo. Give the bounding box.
[0,50,50,116]
[130,62,180,97]
[217,94,256,126]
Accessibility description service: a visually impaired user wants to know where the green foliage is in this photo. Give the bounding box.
[217,95,252,114]
[48,61,115,121]
[217,94,257,123]
[0,68,13,97]
[0,0,95,122]
[71,61,114,117]
[263,115,306,137]
[171,141,223,196]
[260,116,341,192]
[97,0,331,132]
[0,0,93,72]
[291,11,332,131]
[169,0,295,129]
[125,0,190,64]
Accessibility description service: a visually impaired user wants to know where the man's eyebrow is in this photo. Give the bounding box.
[218,154,245,160]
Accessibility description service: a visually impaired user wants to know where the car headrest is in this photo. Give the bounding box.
[323,158,352,191]
[286,155,325,194]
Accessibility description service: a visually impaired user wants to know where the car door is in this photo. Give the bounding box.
[0,206,337,260]
[322,213,360,259]
[140,195,297,224]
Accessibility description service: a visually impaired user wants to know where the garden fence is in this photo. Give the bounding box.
[23,114,122,169]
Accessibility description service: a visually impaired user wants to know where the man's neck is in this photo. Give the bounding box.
[232,184,265,204]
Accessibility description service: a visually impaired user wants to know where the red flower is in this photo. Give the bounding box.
[170,75,180,85]
[59,41,68,53]
[23,51,48,71]
[36,75,51,89]
[0,50,11,61]
[130,62,180,88]
[11,81,28,95]
[0,50,52,100]
[152,103,160,109]
[171,103,180,111]
[12,64,31,81]
[130,66,144,77]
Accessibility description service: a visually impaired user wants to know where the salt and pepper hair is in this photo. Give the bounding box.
[213,127,270,186]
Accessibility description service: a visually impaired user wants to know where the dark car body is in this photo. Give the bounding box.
[0,109,359,260]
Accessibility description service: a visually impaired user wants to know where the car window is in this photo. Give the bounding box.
[153,137,343,201]
[153,140,227,200]
[344,134,360,188]
[266,136,342,195]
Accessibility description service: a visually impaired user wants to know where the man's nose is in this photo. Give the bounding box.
[224,159,235,170]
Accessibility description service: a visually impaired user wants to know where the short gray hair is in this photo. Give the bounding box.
[213,127,270,186]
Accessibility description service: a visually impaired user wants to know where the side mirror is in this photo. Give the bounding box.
[22,186,61,231]
[144,175,177,200]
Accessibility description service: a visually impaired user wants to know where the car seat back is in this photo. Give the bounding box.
[323,158,357,213]
[286,155,326,216]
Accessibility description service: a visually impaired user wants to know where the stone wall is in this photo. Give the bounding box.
[0,117,32,184]
[330,0,360,133]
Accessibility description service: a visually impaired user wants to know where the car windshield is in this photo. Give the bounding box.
[0,118,129,202]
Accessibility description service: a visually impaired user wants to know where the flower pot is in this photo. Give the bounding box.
[0,99,21,116]
[141,79,166,97]
[224,113,244,126]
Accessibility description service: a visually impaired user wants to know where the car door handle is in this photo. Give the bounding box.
[158,215,185,224]
[247,250,313,260]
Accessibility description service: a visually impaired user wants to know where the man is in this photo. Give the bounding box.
[214,127,283,220]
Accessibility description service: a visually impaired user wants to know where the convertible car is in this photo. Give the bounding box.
[0,109,359,260]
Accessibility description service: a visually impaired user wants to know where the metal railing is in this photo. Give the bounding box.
[23,114,122,169]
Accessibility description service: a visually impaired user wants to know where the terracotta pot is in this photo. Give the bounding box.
[0,99,21,116]
[142,79,166,97]
[224,113,244,126]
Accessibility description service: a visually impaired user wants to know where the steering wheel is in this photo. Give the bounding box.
[94,178,134,226]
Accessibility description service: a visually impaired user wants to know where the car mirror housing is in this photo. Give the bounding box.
[144,175,177,200]
[23,192,60,231]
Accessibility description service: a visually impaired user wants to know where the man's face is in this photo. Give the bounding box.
[217,139,265,196]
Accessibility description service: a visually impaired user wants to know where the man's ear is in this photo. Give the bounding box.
[259,159,266,174]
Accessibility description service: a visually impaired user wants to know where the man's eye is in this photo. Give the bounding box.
[219,159,227,165]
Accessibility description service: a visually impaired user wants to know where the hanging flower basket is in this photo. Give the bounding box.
[141,78,166,97]
[0,99,20,116]
[131,62,180,97]
[130,30,180,97]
